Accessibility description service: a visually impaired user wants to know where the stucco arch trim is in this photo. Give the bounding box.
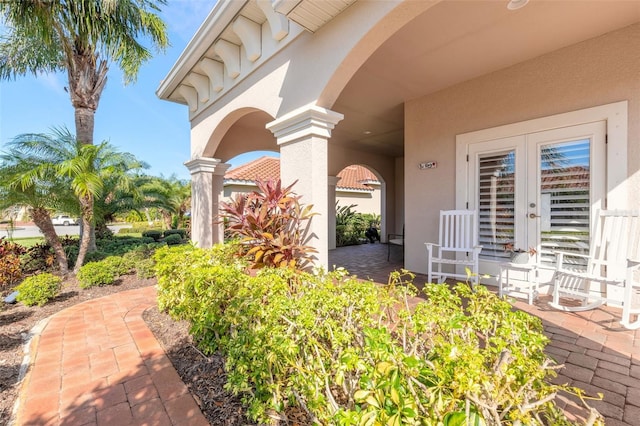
[201,107,277,159]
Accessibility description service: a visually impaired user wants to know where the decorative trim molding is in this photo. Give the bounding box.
[266,104,344,146]
[184,157,231,175]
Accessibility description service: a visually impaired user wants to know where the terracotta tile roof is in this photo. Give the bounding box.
[336,164,379,191]
[225,156,280,182]
[224,156,379,191]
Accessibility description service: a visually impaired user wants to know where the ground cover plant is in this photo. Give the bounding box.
[155,245,602,425]
[14,273,62,306]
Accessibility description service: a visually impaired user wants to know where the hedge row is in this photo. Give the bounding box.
[154,245,592,425]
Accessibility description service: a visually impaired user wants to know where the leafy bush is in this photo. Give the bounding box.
[155,246,596,425]
[335,204,378,247]
[96,236,156,255]
[121,243,163,278]
[136,258,157,279]
[142,230,163,241]
[219,179,317,270]
[77,259,119,288]
[15,273,62,306]
[163,229,186,238]
[162,233,182,245]
[0,238,26,292]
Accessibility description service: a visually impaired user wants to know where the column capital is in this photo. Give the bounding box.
[184,157,231,176]
[266,103,344,146]
[328,176,341,186]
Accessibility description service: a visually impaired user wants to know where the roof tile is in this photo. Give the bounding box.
[225,157,379,190]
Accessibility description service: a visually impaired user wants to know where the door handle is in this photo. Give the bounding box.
[529,213,540,219]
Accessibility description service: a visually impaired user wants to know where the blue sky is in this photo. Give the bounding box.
[0,0,270,180]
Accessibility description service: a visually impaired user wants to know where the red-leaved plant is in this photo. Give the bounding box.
[218,179,317,270]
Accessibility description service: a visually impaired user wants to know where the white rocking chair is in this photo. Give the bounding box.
[550,210,640,329]
[425,210,482,286]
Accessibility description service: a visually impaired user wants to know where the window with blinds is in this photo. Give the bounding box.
[478,150,515,261]
[476,139,591,266]
[539,139,590,266]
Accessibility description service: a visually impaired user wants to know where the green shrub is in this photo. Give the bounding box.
[335,204,378,247]
[15,273,62,306]
[163,229,186,238]
[136,258,157,279]
[141,230,163,241]
[77,260,118,288]
[155,246,600,425]
[121,243,164,278]
[162,233,182,245]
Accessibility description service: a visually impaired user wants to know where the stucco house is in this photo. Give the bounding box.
[157,0,639,299]
[224,156,381,215]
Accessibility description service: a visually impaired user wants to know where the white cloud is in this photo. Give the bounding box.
[36,72,68,96]
[163,0,218,44]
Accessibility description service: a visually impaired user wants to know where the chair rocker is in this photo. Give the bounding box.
[425,210,482,286]
[549,210,640,329]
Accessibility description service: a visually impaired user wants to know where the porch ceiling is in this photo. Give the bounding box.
[329,0,640,158]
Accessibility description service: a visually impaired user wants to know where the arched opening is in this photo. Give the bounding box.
[222,150,280,203]
[333,163,383,247]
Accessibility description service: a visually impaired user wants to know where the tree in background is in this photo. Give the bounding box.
[138,175,191,230]
[0,145,73,274]
[0,0,168,145]
[0,0,169,249]
[1,127,146,273]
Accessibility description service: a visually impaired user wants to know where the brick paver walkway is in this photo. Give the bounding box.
[330,242,640,425]
[14,286,207,426]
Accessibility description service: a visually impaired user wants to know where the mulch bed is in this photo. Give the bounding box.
[143,306,255,425]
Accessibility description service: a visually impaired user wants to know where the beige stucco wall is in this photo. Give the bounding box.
[336,189,381,215]
[405,23,640,274]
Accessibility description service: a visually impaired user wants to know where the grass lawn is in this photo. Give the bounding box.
[9,236,44,247]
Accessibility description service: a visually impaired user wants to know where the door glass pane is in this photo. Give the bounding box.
[478,150,515,261]
[539,139,590,266]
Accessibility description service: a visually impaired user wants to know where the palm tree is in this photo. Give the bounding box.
[0,0,169,145]
[5,127,146,272]
[93,154,149,232]
[0,149,73,274]
[0,0,169,251]
[139,175,191,229]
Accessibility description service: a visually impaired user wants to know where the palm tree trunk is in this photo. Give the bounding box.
[74,106,95,145]
[74,194,94,273]
[30,207,69,275]
[162,211,172,229]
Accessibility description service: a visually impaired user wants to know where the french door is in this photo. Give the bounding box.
[467,121,606,282]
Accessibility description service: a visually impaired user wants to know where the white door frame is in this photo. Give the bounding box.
[456,101,628,285]
[457,101,628,214]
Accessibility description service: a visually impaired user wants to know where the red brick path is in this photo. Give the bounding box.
[14,286,207,426]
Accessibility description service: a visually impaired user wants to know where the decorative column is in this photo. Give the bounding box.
[184,157,231,248]
[327,176,340,250]
[267,104,344,269]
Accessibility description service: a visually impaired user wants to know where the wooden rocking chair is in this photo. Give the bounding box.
[550,210,640,329]
[425,210,482,286]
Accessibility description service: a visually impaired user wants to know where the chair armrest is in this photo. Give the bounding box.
[553,250,590,271]
[553,250,590,259]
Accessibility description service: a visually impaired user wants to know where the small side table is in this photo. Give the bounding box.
[499,262,539,305]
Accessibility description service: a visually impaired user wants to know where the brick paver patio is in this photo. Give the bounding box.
[330,242,640,425]
[14,286,207,426]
